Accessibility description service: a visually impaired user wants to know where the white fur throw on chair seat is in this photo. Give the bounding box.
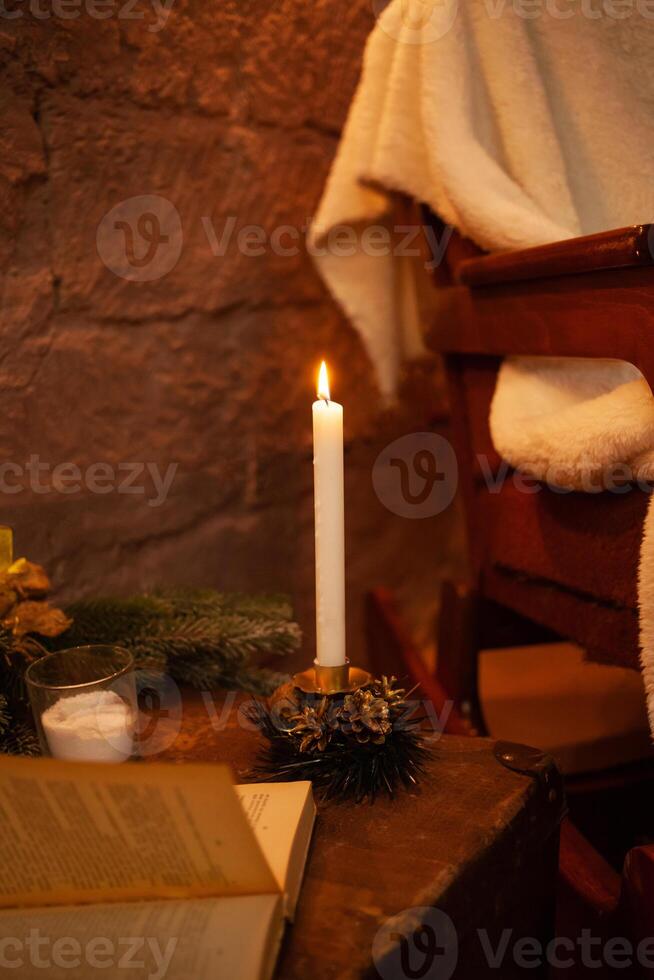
[490,357,654,735]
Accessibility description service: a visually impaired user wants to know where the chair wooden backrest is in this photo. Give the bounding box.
[365,221,654,945]
[426,220,654,691]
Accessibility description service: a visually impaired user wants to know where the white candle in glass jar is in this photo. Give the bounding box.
[42,690,134,763]
[312,361,346,667]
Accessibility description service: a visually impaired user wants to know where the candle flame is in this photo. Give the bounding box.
[317,360,330,401]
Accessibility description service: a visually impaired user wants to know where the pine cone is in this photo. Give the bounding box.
[339,689,392,744]
[373,675,407,706]
[288,699,333,753]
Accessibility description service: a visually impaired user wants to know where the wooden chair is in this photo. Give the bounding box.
[366,219,654,963]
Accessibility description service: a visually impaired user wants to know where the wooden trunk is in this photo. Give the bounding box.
[154,691,565,980]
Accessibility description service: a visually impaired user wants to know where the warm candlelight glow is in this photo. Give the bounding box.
[317,360,330,402]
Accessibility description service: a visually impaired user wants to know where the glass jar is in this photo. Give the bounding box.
[25,645,137,763]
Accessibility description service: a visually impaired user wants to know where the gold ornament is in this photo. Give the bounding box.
[0,557,71,651]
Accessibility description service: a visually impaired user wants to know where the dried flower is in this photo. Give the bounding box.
[8,601,72,639]
[1,559,51,598]
[0,558,71,643]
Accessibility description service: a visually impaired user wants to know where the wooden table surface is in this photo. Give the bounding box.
[147,689,563,980]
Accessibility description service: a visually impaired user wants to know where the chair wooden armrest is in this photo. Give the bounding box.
[456,225,653,287]
[427,224,654,384]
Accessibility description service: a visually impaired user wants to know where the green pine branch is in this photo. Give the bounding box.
[0,589,299,755]
[54,590,300,693]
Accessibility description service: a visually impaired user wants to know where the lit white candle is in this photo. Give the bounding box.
[312,361,346,667]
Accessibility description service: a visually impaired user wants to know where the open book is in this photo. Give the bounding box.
[0,756,315,980]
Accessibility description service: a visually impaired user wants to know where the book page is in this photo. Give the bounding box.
[0,756,277,909]
[237,781,315,917]
[0,894,284,980]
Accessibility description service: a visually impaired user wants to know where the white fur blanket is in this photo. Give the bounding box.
[310,0,654,730]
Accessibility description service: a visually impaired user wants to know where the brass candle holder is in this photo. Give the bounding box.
[249,657,431,802]
[292,659,372,696]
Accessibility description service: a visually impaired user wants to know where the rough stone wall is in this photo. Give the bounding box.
[0,2,464,667]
